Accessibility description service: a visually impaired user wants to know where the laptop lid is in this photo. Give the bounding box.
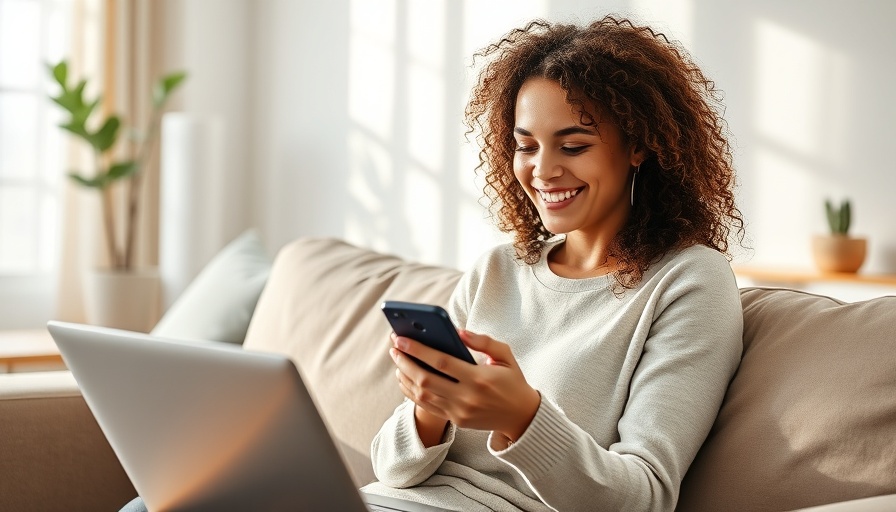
[48,321,445,512]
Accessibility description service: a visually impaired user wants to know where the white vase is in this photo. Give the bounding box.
[83,268,161,332]
[159,113,228,310]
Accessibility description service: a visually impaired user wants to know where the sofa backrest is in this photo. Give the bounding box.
[243,238,462,485]
[677,287,896,511]
[245,238,896,510]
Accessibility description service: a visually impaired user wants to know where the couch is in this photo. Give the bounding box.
[1,237,894,512]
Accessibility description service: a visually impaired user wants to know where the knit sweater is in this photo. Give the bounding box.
[362,238,743,511]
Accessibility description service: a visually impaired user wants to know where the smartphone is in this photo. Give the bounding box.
[381,301,476,381]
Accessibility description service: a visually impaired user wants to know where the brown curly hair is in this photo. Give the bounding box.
[464,16,745,288]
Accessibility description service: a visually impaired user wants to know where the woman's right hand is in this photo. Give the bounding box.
[389,330,540,449]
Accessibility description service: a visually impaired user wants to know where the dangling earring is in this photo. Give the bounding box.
[630,164,640,207]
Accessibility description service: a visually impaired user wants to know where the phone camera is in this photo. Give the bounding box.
[411,321,426,332]
[392,312,405,319]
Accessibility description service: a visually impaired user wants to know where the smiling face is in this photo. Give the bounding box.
[513,77,644,243]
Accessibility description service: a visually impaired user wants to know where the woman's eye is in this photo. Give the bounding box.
[561,145,589,155]
[514,145,537,154]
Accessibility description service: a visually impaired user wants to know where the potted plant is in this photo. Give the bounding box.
[48,60,186,330]
[811,198,867,273]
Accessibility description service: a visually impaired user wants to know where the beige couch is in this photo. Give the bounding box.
[1,237,894,512]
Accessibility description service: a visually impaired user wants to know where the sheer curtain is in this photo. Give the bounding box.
[56,0,165,322]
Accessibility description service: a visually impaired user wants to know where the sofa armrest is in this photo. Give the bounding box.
[0,371,136,512]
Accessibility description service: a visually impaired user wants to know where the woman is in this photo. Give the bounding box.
[361,15,745,512]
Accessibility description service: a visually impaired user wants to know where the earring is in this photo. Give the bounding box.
[630,164,640,207]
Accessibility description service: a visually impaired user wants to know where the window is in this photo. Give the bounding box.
[0,0,71,327]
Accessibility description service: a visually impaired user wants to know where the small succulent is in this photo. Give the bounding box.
[824,198,851,235]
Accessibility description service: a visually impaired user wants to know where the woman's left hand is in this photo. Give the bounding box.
[390,329,541,444]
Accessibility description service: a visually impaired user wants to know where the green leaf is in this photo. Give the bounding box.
[841,200,851,234]
[162,71,187,93]
[68,172,108,188]
[72,98,100,126]
[50,77,99,126]
[152,71,187,107]
[824,199,835,233]
[72,80,88,106]
[50,61,67,87]
[824,198,852,234]
[51,89,83,114]
[88,116,121,152]
[59,121,91,140]
[107,160,139,180]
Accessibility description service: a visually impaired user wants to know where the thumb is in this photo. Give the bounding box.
[458,329,512,366]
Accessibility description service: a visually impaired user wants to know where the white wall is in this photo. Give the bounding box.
[251,0,551,269]
[165,0,896,280]
[160,0,254,272]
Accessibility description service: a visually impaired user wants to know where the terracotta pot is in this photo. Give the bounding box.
[83,268,161,332]
[811,235,867,273]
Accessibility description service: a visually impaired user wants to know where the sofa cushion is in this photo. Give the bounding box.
[677,288,896,512]
[243,238,462,486]
[152,229,271,344]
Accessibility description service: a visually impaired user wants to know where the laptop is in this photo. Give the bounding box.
[47,321,450,512]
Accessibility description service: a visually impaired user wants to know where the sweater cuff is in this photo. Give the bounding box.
[489,397,576,481]
[396,399,455,456]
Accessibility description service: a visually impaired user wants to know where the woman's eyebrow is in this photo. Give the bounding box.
[554,126,598,137]
[513,126,597,137]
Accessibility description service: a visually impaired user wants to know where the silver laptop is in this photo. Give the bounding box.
[47,321,449,512]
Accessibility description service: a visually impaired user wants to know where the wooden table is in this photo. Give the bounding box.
[0,329,66,373]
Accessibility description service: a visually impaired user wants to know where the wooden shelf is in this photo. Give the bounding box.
[0,329,65,372]
[733,266,896,287]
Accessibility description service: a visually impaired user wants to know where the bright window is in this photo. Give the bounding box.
[0,0,71,327]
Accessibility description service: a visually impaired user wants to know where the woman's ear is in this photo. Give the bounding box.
[629,143,649,168]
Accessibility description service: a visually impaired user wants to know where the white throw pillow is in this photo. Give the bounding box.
[151,229,272,344]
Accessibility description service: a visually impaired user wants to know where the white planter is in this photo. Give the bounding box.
[83,268,161,333]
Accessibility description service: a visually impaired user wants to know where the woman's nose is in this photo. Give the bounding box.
[532,152,563,180]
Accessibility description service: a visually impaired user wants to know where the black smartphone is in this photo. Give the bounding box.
[381,301,477,382]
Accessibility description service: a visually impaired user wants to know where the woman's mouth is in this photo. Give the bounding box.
[538,187,583,209]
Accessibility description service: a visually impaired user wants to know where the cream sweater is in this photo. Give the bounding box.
[362,239,743,511]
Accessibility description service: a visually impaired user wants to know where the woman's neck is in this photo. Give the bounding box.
[547,234,618,279]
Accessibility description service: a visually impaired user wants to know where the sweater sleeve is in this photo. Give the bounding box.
[490,250,743,511]
[370,273,473,488]
[370,399,457,488]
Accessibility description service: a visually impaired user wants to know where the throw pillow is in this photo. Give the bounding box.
[151,229,272,344]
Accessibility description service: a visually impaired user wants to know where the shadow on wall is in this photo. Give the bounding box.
[342,0,484,267]
[256,0,896,273]
[681,0,896,273]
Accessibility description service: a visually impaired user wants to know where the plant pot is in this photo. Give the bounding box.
[83,268,161,332]
[811,235,867,273]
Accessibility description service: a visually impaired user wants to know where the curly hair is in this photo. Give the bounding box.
[464,16,745,288]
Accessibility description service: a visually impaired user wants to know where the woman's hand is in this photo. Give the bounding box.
[389,329,541,447]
